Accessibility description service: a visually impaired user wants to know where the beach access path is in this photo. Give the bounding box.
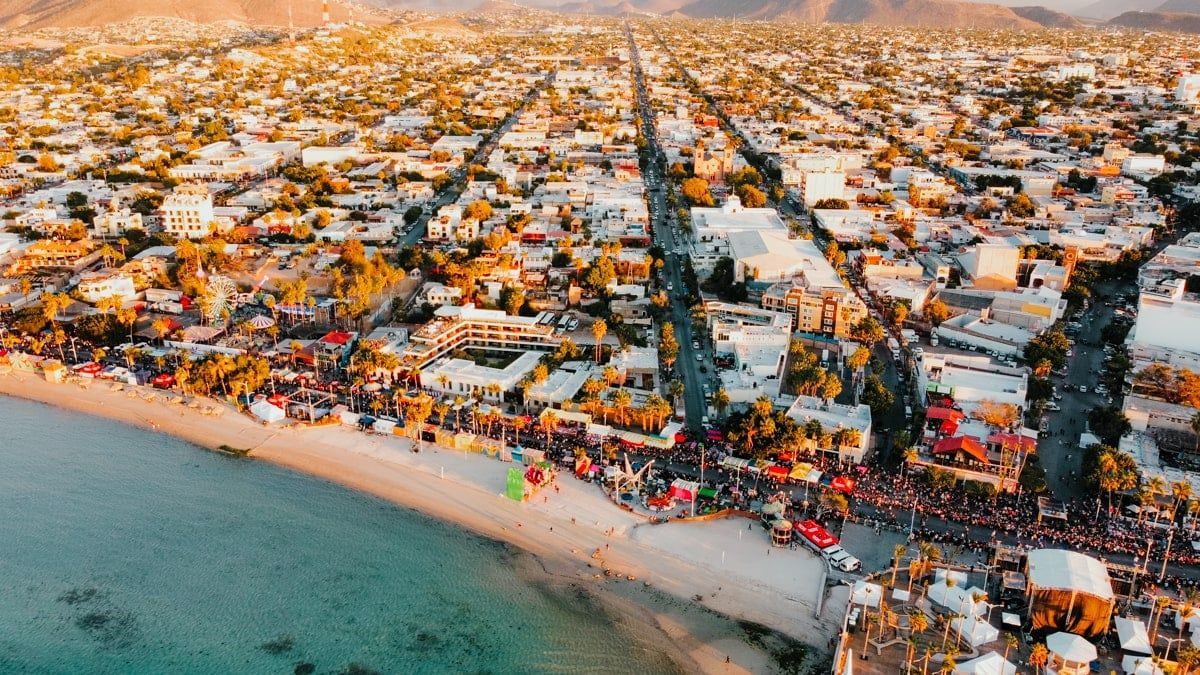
[0,372,849,673]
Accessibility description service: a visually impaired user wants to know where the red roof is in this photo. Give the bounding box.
[926,407,965,421]
[932,436,988,464]
[988,432,1036,453]
[320,331,354,346]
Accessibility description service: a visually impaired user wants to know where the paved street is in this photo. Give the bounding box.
[398,72,553,248]
[627,23,707,431]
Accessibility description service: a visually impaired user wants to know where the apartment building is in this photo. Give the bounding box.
[400,304,560,369]
[10,240,98,274]
[761,278,867,338]
[160,184,222,240]
[77,271,137,304]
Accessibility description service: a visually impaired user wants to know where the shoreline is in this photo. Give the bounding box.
[0,372,845,674]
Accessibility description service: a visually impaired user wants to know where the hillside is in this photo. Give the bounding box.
[1073,0,1160,19]
[1011,4,1085,27]
[1156,0,1200,12]
[0,0,381,29]
[1107,9,1200,31]
[678,0,1042,28]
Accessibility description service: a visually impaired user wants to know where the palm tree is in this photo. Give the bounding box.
[1172,480,1192,526]
[1002,632,1018,665]
[890,544,908,587]
[152,318,173,346]
[542,410,558,446]
[713,387,731,419]
[613,388,632,426]
[1029,642,1049,675]
[1178,644,1200,675]
[512,415,528,445]
[591,319,607,364]
[668,379,684,404]
[904,636,919,673]
[40,292,71,360]
[453,395,465,430]
[434,402,451,429]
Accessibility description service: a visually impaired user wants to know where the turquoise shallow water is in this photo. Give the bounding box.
[0,396,677,674]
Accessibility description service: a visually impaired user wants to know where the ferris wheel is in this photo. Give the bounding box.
[202,275,238,323]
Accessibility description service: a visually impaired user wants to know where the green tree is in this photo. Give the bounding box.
[680,177,714,207]
[851,316,885,346]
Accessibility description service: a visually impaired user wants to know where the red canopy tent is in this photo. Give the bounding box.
[766,465,789,482]
[830,476,857,494]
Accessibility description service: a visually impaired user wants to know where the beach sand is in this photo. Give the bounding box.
[0,372,848,674]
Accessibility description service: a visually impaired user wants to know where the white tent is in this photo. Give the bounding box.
[250,399,285,424]
[850,581,882,609]
[935,568,970,586]
[1047,632,1097,665]
[953,651,1017,675]
[928,581,986,617]
[1122,655,1165,675]
[1114,617,1152,656]
[951,615,999,647]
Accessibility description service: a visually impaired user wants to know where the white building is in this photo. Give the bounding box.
[785,396,873,464]
[77,271,137,304]
[426,204,479,242]
[1130,278,1200,357]
[92,208,144,238]
[800,170,845,207]
[1121,155,1166,177]
[1176,74,1200,105]
[968,244,1020,286]
[160,184,223,240]
[419,351,541,402]
[916,352,1028,408]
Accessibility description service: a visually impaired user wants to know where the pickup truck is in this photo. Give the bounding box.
[822,545,862,573]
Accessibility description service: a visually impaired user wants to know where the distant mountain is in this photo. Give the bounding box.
[1156,0,1200,12]
[0,0,383,29]
[1010,4,1085,26]
[677,0,1044,28]
[1107,9,1200,31]
[1073,0,1161,20]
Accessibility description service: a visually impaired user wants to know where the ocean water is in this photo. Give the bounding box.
[0,396,678,675]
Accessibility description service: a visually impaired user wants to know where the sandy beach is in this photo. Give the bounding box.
[0,371,848,673]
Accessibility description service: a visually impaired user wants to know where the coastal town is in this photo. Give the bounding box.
[2,6,1200,674]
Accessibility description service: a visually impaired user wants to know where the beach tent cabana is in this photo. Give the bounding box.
[951,616,999,647]
[953,652,1016,675]
[935,569,970,586]
[850,581,883,609]
[1122,655,1165,675]
[250,399,285,424]
[1026,549,1115,638]
[1046,632,1097,673]
[928,581,986,617]
[1114,617,1152,656]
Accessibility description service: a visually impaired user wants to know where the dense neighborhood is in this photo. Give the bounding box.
[4,9,1200,674]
